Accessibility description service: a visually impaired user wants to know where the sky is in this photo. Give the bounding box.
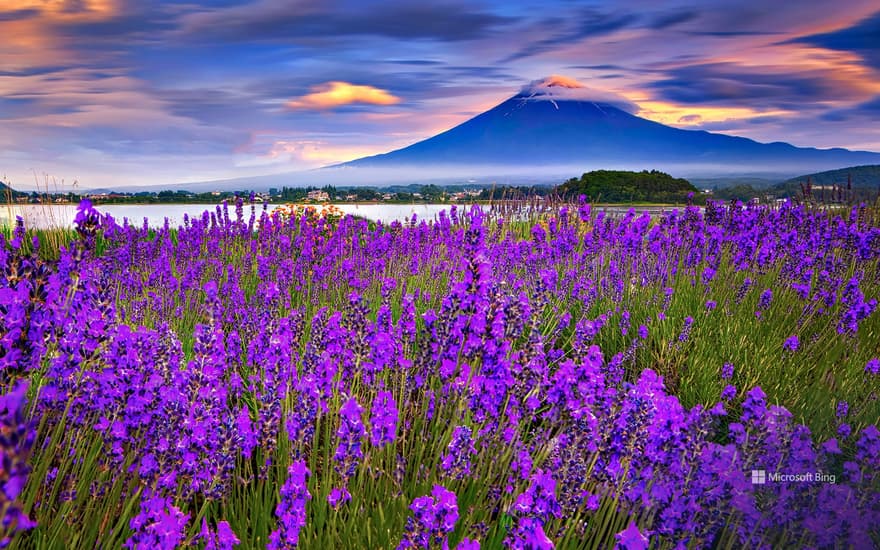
[2,0,880,189]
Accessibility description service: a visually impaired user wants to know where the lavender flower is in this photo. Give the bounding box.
[615,521,649,550]
[0,381,35,543]
[506,471,561,548]
[334,397,365,479]
[441,426,477,480]
[327,487,351,509]
[721,362,734,380]
[677,316,694,342]
[758,288,773,310]
[721,384,737,401]
[124,493,189,550]
[200,519,240,550]
[398,485,459,549]
[370,391,398,448]
[268,460,311,549]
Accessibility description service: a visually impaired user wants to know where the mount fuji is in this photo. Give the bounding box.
[340,75,880,174]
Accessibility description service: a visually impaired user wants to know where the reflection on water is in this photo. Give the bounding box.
[1,202,682,229]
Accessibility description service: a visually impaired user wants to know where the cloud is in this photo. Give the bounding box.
[649,60,878,109]
[286,81,401,110]
[677,114,702,124]
[647,9,698,30]
[0,0,118,21]
[789,10,880,70]
[233,132,398,169]
[384,59,445,66]
[500,8,638,63]
[523,75,585,90]
[0,68,192,128]
[177,0,516,43]
[820,95,880,121]
[686,30,784,37]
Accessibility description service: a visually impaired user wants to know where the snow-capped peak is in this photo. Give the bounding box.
[517,75,638,113]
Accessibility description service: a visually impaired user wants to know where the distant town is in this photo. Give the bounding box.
[3,183,544,205]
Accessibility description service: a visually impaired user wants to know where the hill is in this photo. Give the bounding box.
[774,165,880,202]
[557,169,698,203]
[1,181,26,199]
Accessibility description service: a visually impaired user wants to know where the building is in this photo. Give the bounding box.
[306,190,330,201]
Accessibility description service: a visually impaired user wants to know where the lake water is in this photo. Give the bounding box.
[1,202,680,229]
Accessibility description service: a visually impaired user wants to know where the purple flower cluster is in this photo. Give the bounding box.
[269,460,311,549]
[334,397,365,480]
[506,471,561,549]
[721,362,734,380]
[200,519,240,550]
[441,426,477,480]
[0,381,35,543]
[124,492,189,550]
[370,390,399,448]
[398,485,459,549]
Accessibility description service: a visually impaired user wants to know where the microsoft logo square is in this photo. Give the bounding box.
[751,470,766,485]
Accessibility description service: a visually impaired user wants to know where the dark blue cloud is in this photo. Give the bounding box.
[789,10,880,69]
[648,9,698,30]
[176,1,518,43]
[500,8,639,63]
[384,60,445,66]
[820,96,880,122]
[685,30,784,37]
[0,9,40,22]
[650,62,861,108]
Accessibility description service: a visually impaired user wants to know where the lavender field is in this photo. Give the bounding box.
[1,198,878,549]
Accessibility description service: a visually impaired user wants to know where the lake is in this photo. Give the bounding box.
[1,202,680,229]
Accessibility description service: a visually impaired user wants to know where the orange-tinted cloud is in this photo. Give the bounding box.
[0,0,119,70]
[286,82,401,110]
[263,140,389,165]
[536,74,585,88]
[0,0,117,19]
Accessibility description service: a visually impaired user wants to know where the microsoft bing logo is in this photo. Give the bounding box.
[751,470,766,485]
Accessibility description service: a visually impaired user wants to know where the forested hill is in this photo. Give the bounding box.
[1,182,26,199]
[556,169,698,203]
[775,165,880,202]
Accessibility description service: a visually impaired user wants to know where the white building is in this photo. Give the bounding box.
[306,190,330,201]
